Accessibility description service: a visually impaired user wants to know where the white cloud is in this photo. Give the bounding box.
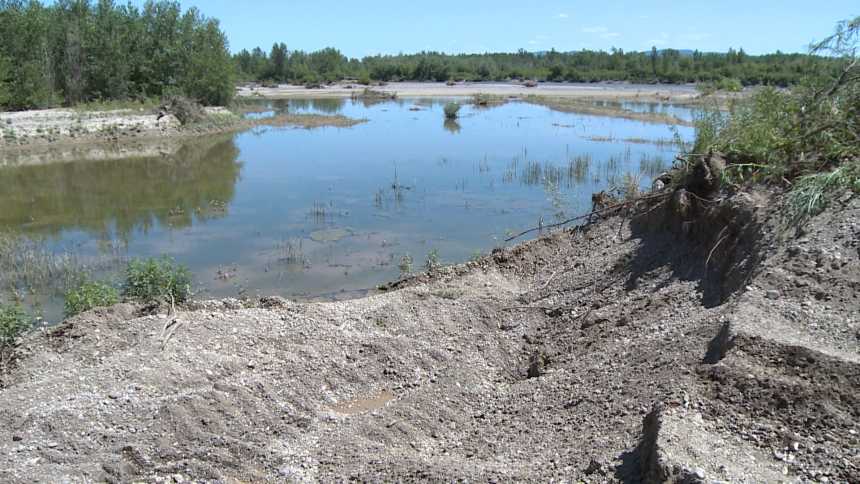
[582,26,608,33]
[660,32,669,39]
[641,14,650,18]
[648,39,667,45]
[600,32,619,39]
[555,13,568,18]
[536,34,549,39]
[528,40,540,45]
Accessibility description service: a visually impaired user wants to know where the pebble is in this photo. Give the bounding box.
[766,290,781,299]
[692,467,706,479]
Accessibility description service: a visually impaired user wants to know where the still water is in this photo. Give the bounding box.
[0,98,694,323]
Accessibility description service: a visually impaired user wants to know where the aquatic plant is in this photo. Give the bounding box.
[443,102,461,119]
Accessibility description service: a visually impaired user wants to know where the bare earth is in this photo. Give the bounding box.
[1,173,858,482]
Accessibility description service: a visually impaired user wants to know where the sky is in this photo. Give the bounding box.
[126,0,858,58]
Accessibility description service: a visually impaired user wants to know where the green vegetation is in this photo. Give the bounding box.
[121,254,193,303]
[688,15,860,223]
[63,276,120,317]
[0,303,32,347]
[0,0,234,111]
[236,43,840,87]
[443,101,461,119]
[422,249,445,272]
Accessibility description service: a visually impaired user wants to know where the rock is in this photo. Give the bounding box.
[766,290,781,299]
[692,467,706,479]
[12,434,22,441]
[528,350,545,378]
[108,392,120,400]
[584,458,603,475]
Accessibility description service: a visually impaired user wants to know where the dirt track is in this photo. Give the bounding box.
[0,175,858,482]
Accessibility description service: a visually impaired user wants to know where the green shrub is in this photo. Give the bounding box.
[63,277,121,318]
[443,101,461,119]
[715,77,743,92]
[422,248,445,272]
[121,254,194,303]
[0,303,32,347]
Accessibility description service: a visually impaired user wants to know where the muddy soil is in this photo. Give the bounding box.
[0,182,858,483]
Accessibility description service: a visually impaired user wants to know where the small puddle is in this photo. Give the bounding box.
[330,389,395,415]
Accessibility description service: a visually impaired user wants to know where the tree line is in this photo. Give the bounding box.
[0,0,233,111]
[0,0,847,111]
[235,45,841,89]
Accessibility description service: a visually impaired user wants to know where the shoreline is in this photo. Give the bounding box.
[238,80,712,104]
[0,108,366,164]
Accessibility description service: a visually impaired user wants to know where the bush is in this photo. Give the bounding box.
[63,277,121,318]
[443,101,461,119]
[121,254,194,303]
[0,303,32,347]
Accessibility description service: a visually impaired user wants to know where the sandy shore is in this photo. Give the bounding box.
[239,81,704,103]
[0,107,366,162]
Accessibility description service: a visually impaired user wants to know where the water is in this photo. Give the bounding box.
[0,98,694,323]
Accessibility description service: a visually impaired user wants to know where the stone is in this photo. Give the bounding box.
[692,467,706,479]
[766,290,781,299]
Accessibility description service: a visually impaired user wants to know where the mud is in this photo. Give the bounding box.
[0,181,858,482]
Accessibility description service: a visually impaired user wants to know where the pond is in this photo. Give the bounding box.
[0,98,694,324]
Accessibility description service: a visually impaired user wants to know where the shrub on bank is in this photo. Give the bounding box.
[0,303,32,348]
[63,277,121,318]
[121,254,194,304]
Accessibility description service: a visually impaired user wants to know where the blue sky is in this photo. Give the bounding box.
[128,0,857,58]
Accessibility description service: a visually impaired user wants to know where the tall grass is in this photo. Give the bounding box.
[0,233,124,299]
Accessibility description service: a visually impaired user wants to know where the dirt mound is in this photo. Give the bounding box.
[0,182,858,482]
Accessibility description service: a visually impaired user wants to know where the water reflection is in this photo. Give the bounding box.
[289,98,347,114]
[442,119,462,134]
[0,134,243,241]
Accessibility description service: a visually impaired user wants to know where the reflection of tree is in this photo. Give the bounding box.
[0,134,243,241]
[350,98,395,109]
[287,98,346,114]
[442,119,462,134]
